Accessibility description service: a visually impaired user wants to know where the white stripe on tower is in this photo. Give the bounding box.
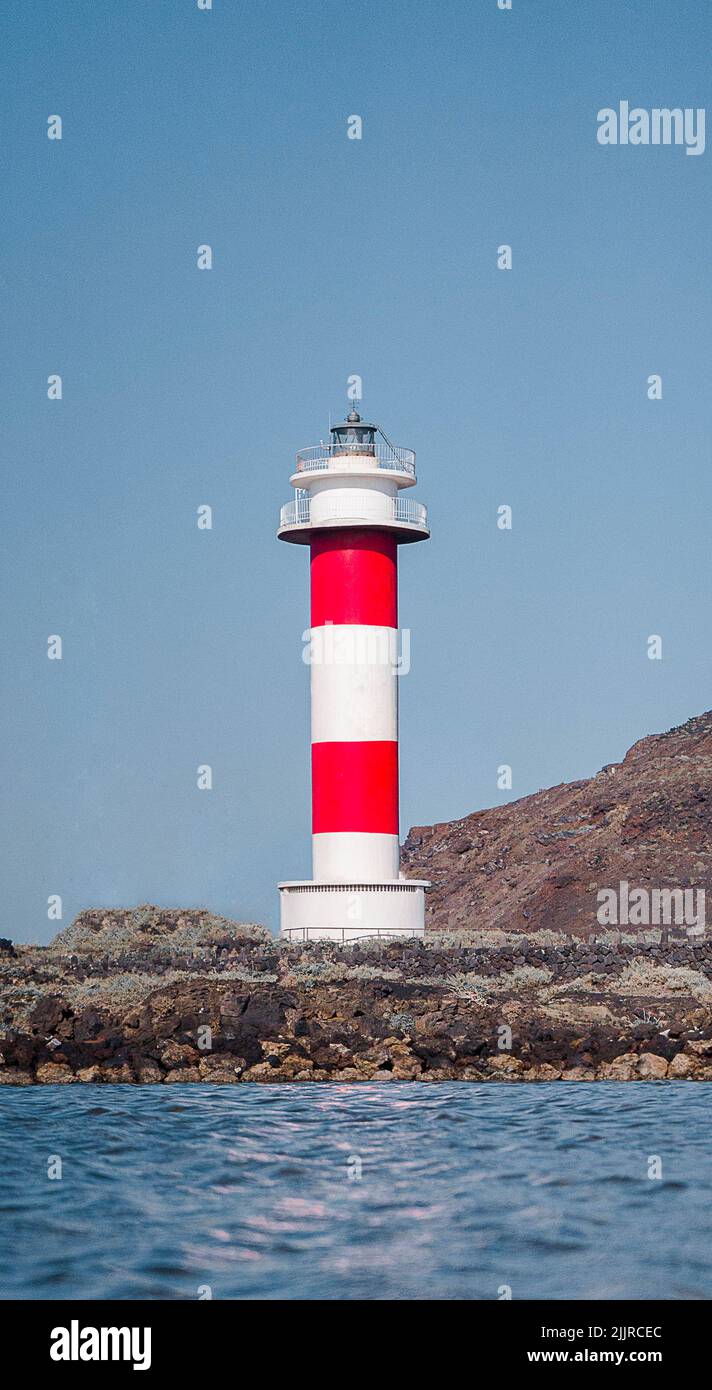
[310,628,397,742]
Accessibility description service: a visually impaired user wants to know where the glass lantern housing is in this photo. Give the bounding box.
[329,410,377,456]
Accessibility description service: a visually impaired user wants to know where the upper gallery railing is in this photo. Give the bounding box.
[295,442,416,477]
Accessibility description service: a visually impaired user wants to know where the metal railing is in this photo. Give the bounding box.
[282,927,423,943]
[280,494,311,527]
[295,443,416,477]
[393,497,428,527]
[279,495,428,530]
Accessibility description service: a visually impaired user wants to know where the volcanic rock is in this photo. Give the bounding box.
[402,710,712,935]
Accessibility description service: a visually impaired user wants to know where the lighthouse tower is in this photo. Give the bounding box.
[277,410,430,942]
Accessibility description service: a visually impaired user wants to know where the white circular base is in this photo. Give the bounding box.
[278,880,428,942]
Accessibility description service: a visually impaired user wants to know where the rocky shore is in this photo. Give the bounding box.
[2,907,711,1084]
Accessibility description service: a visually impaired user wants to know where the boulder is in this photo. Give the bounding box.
[160,1041,200,1068]
[637,1053,668,1079]
[102,1063,135,1083]
[527,1062,563,1081]
[668,1052,698,1079]
[198,1055,242,1082]
[597,1052,639,1080]
[163,1066,201,1083]
[35,1062,77,1084]
[392,1056,423,1080]
[487,1053,524,1076]
[242,1061,281,1082]
[136,1061,163,1084]
[76,1065,105,1083]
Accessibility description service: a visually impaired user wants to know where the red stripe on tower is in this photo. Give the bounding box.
[311,740,399,835]
[311,530,398,628]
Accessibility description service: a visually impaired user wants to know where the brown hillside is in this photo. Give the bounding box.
[402,711,712,936]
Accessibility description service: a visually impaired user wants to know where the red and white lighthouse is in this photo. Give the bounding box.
[277,410,430,941]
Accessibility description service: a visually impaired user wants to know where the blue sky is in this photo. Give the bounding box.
[2,0,710,942]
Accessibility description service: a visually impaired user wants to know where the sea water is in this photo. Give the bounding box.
[0,1082,709,1300]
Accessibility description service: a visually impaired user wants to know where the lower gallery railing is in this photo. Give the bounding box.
[279,496,428,529]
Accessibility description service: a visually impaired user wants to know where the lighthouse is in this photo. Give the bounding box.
[277,409,430,941]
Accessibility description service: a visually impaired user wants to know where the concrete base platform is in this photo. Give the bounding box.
[278,879,429,942]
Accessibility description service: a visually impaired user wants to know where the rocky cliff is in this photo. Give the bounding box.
[402,710,712,935]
